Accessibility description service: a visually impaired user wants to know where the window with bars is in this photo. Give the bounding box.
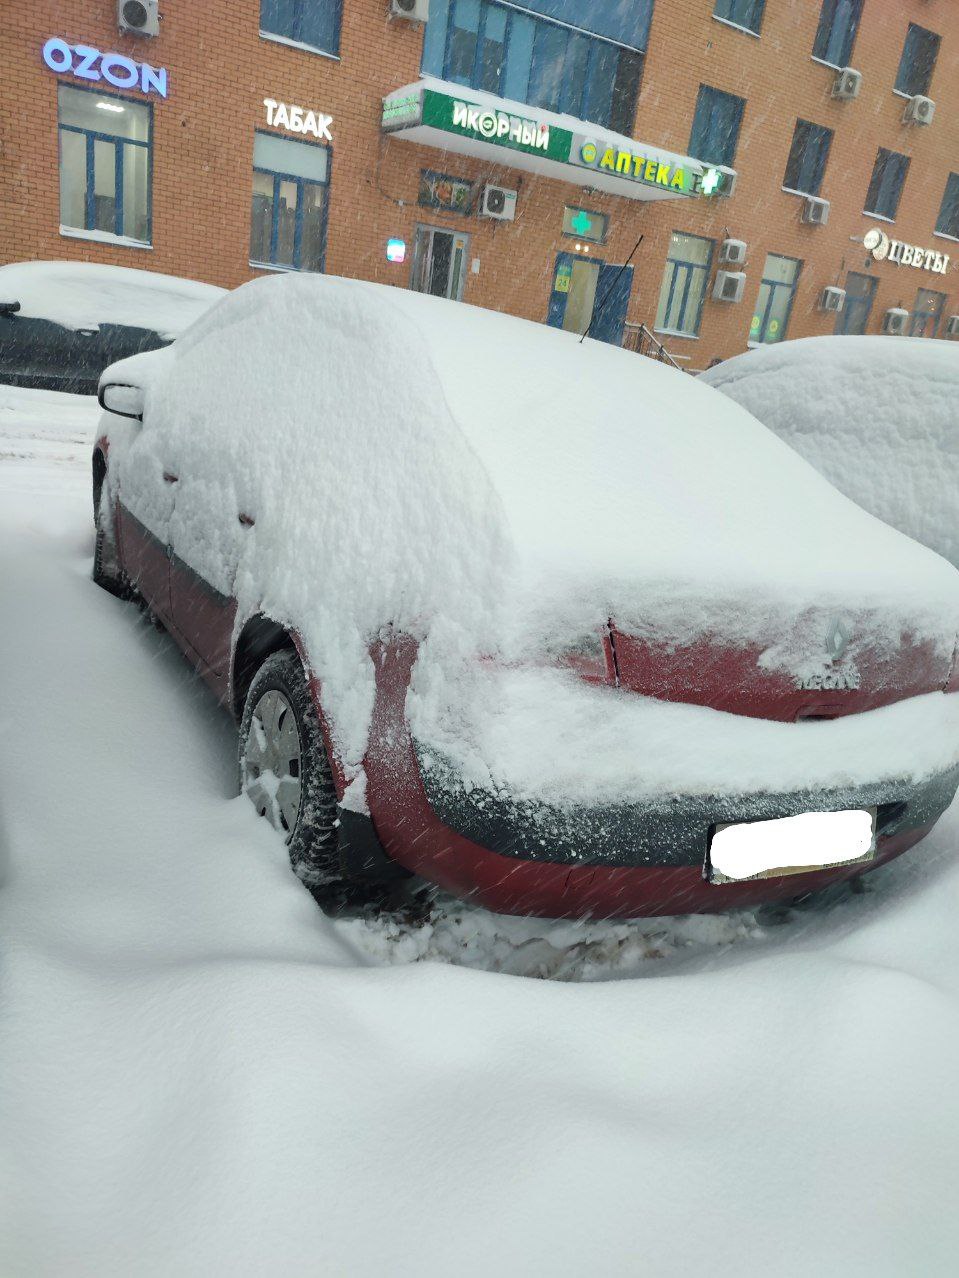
[58,85,152,244]
[421,0,647,135]
[783,120,833,196]
[249,132,330,273]
[688,85,745,168]
[864,148,910,221]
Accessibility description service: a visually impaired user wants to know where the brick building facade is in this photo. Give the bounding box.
[2,0,958,370]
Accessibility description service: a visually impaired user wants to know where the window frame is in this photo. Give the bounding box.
[249,129,331,274]
[935,173,959,241]
[429,0,645,133]
[259,0,344,58]
[712,0,766,37]
[749,254,801,345]
[864,147,910,222]
[894,22,940,98]
[57,83,153,245]
[811,0,862,70]
[909,287,946,338]
[688,85,746,169]
[655,232,715,339]
[835,270,877,335]
[782,119,833,198]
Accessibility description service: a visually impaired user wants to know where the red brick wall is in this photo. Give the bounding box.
[1,0,957,369]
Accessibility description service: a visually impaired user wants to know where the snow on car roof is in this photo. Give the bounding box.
[0,261,224,339]
[701,335,959,570]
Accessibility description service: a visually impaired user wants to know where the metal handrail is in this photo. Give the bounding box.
[622,322,684,371]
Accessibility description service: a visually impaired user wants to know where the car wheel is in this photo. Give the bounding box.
[92,487,133,600]
[238,651,344,892]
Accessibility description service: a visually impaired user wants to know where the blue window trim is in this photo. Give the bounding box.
[865,147,910,222]
[259,0,343,56]
[936,173,959,239]
[658,233,714,337]
[251,130,331,273]
[812,0,862,69]
[751,255,801,343]
[895,22,940,98]
[713,0,765,36]
[429,0,643,132]
[835,270,877,335]
[783,119,833,197]
[57,82,153,243]
[689,85,745,168]
[909,287,945,337]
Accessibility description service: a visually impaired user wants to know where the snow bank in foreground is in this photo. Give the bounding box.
[0,261,223,337]
[409,665,959,806]
[103,277,959,780]
[701,335,959,568]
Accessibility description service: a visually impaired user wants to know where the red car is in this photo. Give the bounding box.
[92,275,959,918]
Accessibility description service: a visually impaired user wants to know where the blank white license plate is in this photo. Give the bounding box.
[708,808,877,884]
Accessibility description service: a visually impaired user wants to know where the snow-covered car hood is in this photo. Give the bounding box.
[701,335,959,571]
[98,276,959,766]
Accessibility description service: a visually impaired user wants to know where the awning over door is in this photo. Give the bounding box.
[382,79,735,203]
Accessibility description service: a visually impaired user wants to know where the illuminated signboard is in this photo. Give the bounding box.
[864,227,949,276]
[42,37,168,97]
[570,136,727,197]
[386,238,406,263]
[264,98,332,141]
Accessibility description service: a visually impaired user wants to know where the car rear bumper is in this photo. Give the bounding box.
[361,640,959,919]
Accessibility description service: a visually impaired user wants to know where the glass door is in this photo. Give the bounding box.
[411,226,469,301]
[836,271,878,335]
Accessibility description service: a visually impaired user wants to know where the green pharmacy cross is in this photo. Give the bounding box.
[571,209,593,235]
[701,168,723,196]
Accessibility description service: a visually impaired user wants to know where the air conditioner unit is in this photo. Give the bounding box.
[118,0,159,36]
[712,271,745,304]
[903,95,935,125]
[819,286,846,313]
[802,196,830,226]
[720,238,747,266]
[390,0,429,20]
[480,184,517,221]
[882,307,909,335]
[945,315,959,338]
[832,67,862,100]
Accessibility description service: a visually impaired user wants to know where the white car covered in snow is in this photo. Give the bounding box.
[92,275,959,919]
[701,335,959,568]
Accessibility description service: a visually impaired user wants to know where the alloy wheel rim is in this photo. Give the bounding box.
[241,689,303,838]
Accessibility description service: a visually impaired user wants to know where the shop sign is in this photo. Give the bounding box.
[42,37,168,97]
[386,238,406,263]
[570,135,726,197]
[864,227,949,275]
[562,206,607,243]
[263,98,332,140]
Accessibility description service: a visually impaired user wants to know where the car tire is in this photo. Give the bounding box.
[92,486,133,600]
[238,650,347,895]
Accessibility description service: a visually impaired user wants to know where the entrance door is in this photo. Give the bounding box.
[410,226,469,301]
[910,288,946,337]
[547,254,632,345]
[836,271,878,335]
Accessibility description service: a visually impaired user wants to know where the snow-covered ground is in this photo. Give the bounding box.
[2,392,959,1275]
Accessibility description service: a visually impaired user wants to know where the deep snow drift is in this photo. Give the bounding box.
[3,336,959,1276]
[701,335,959,568]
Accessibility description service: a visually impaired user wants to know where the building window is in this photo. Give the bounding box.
[812,0,862,68]
[936,173,959,239]
[260,0,343,56]
[749,254,800,344]
[836,270,877,335]
[57,85,151,244]
[250,132,329,273]
[783,120,833,196]
[910,288,945,338]
[655,232,714,337]
[864,148,910,221]
[688,86,745,168]
[895,24,940,97]
[421,0,650,134]
[419,170,473,213]
[713,0,765,35]
[562,206,608,244]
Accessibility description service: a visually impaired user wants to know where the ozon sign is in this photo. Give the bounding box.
[264,98,332,141]
[42,37,168,97]
[864,226,949,276]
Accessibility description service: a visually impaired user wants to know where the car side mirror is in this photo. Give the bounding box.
[98,382,145,421]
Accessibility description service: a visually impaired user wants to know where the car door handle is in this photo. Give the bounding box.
[163,471,179,484]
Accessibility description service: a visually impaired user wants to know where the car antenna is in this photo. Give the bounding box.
[580,235,644,344]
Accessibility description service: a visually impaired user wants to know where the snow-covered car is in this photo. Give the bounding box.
[92,275,959,919]
[0,261,223,395]
[701,335,959,569]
